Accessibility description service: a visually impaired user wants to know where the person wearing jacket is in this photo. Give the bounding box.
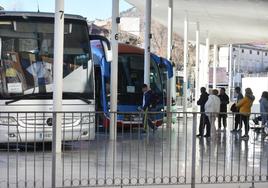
[196,87,209,137]
[236,88,255,140]
[231,87,244,132]
[259,91,268,127]
[218,88,229,130]
[141,84,157,131]
[204,89,221,138]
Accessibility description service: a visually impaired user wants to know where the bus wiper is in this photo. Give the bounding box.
[5,93,51,105]
[63,92,92,104]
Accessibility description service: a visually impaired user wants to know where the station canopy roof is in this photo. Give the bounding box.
[126,0,268,45]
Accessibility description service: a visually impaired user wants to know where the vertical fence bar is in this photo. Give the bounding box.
[267,136,268,181]
[7,113,10,188]
[252,129,256,183]
[161,114,164,183]
[230,114,234,182]
[137,113,141,184]
[71,112,74,186]
[62,112,66,186]
[169,114,172,183]
[223,130,226,181]
[104,112,108,184]
[34,112,36,187]
[79,113,82,186]
[121,120,124,185]
[145,116,148,184]
[201,114,204,182]
[208,116,211,183]
[216,133,219,182]
[25,112,28,188]
[259,131,263,181]
[129,119,132,184]
[112,112,116,184]
[177,112,180,182]
[96,112,99,185]
[153,114,156,183]
[191,113,197,188]
[16,112,19,188]
[245,142,248,181]
[42,113,45,188]
[87,112,91,185]
[238,125,241,181]
[52,111,56,188]
[184,113,188,181]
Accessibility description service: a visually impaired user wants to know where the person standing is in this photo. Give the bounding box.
[231,87,244,132]
[218,88,229,131]
[205,89,221,137]
[259,91,268,127]
[196,87,209,137]
[141,84,157,131]
[236,88,255,140]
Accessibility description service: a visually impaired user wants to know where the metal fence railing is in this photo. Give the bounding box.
[0,111,268,188]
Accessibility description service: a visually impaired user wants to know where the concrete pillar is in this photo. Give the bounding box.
[166,0,173,126]
[195,22,200,107]
[183,16,188,115]
[52,0,64,187]
[144,0,152,86]
[205,37,210,91]
[110,0,119,140]
[213,44,218,89]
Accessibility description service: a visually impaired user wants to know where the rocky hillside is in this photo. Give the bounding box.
[88,7,199,86]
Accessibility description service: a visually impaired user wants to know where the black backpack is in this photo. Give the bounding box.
[150,91,161,108]
[230,103,238,113]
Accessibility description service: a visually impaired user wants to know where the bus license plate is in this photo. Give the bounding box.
[39,133,52,139]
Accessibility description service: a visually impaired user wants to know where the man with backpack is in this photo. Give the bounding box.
[141,84,158,132]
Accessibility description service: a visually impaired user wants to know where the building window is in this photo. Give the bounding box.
[266,52,268,56]
[257,51,260,55]
[242,49,244,53]
[233,48,236,52]
[250,50,252,54]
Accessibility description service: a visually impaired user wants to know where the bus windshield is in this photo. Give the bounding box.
[117,54,163,105]
[0,20,93,100]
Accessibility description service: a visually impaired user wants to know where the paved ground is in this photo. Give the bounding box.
[0,116,268,188]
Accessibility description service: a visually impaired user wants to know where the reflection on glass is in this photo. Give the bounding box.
[0,20,93,99]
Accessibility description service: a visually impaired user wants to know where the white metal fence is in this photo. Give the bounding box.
[0,111,268,188]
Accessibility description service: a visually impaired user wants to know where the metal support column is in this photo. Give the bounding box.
[228,44,233,97]
[205,37,210,91]
[52,0,64,186]
[166,0,173,126]
[183,16,188,122]
[110,0,119,140]
[213,44,218,89]
[144,0,152,86]
[194,22,200,108]
[52,0,64,155]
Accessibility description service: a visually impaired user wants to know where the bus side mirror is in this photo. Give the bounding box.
[89,35,112,62]
[102,40,112,62]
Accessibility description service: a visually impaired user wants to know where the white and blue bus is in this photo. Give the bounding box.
[0,11,109,143]
[91,41,173,129]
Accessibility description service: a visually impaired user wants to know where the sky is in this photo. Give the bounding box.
[0,0,133,21]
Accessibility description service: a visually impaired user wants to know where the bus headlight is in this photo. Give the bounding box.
[81,116,94,124]
[0,117,17,125]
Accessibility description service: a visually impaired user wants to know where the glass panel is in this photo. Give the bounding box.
[116,54,163,105]
[0,20,93,99]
